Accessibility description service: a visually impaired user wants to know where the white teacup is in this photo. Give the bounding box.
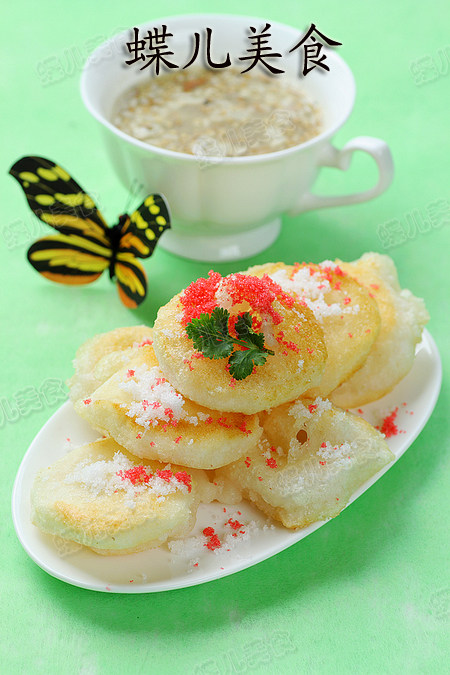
[81,14,394,261]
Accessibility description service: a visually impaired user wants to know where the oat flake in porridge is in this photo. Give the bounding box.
[113,68,322,157]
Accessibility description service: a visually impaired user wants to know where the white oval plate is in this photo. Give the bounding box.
[12,330,441,593]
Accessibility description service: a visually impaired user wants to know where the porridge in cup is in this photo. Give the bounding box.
[113,68,323,157]
[81,15,394,261]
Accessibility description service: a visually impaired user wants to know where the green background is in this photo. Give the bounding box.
[1,1,449,673]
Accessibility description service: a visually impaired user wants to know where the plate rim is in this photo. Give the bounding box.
[11,328,442,593]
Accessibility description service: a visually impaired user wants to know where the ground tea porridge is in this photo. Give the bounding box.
[113,68,322,158]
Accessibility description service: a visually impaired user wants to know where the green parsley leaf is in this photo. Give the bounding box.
[234,312,266,350]
[228,347,268,380]
[185,307,234,359]
[185,307,274,379]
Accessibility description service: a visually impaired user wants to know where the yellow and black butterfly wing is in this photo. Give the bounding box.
[114,253,147,309]
[119,194,171,258]
[27,234,111,285]
[111,193,170,307]
[9,156,111,245]
[10,157,169,308]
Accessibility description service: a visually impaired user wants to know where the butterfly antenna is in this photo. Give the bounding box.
[123,178,145,214]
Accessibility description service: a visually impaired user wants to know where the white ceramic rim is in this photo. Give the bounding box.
[11,331,442,593]
[80,13,356,164]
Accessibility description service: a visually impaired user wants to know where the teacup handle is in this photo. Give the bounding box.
[290,136,394,214]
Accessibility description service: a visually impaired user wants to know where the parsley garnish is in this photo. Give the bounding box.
[185,307,275,380]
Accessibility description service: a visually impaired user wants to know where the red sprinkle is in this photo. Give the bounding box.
[117,466,152,485]
[174,471,192,492]
[206,535,221,551]
[244,457,251,468]
[377,407,400,438]
[180,270,222,326]
[289,262,301,280]
[308,403,318,414]
[276,332,300,354]
[217,417,233,429]
[180,270,294,327]
[237,421,252,436]
[225,273,294,324]
[156,469,173,482]
[202,526,222,551]
[265,457,278,468]
[226,518,243,530]
[126,369,135,378]
[83,398,91,405]
[318,264,340,283]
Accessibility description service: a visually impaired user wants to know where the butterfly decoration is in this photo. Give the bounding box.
[9,156,171,308]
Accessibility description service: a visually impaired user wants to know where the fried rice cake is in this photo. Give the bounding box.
[72,344,262,470]
[245,261,381,398]
[152,271,327,414]
[31,438,216,555]
[217,397,394,529]
[68,325,154,403]
[330,253,429,408]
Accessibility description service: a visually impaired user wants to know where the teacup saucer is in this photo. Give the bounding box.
[160,217,281,262]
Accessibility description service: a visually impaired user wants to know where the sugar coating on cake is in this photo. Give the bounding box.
[65,450,192,510]
[269,262,361,323]
[119,364,198,427]
[153,270,327,414]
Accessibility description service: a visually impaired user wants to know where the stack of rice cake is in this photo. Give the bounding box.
[31,253,429,554]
